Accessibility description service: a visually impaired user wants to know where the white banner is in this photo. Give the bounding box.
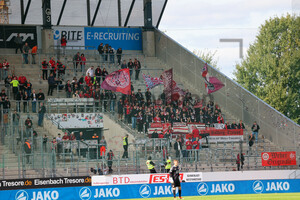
[92,172,202,186]
[207,135,243,143]
[53,26,85,48]
[48,113,104,129]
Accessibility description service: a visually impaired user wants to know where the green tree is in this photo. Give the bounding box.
[193,49,220,70]
[234,14,300,124]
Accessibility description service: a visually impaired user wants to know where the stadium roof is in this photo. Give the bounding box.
[9,0,168,27]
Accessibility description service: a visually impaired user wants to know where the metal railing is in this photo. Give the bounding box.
[1,101,299,179]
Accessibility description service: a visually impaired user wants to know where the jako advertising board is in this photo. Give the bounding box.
[0,179,300,200]
[53,27,142,50]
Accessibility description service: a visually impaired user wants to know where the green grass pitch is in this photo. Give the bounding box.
[126,193,300,200]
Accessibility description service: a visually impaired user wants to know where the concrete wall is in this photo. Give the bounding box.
[142,30,155,57]
[103,114,135,153]
[41,29,54,53]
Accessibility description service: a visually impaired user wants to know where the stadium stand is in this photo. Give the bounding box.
[0,29,299,180]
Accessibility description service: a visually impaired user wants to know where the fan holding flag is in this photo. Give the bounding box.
[101,68,131,95]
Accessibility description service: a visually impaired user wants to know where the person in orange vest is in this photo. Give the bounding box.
[24,139,32,164]
[31,45,37,64]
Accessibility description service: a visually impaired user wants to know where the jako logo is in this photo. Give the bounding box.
[197,182,209,196]
[79,187,92,200]
[15,190,29,200]
[139,184,151,198]
[252,180,264,193]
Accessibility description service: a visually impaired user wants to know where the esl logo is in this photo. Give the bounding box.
[15,190,29,200]
[197,182,209,196]
[252,180,264,193]
[79,187,92,200]
[139,184,151,198]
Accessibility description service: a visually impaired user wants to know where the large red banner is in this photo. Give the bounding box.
[261,151,297,166]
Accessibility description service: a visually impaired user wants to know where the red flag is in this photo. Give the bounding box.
[205,76,224,94]
[101,68,131,95]
[202,63,208,78]
[161,69,173,103]
[142,74,163,89]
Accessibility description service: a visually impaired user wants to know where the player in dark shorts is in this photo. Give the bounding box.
[169,159,183,199]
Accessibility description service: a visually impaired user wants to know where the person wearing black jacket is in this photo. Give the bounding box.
[174,138,182,158]
[65,80,72,98]
[135,89,144,105]
[116,48,122,65]
[16,90,22,112]
[47,73,55,96]
[24,139,31,164]
[134,58,141,80]
[97,43,104,60]
[151,129,159,138]
[110,91,116,112]
[251,121,260,142]
[128,59,134,77]
[95,66,102,84]
[38,102,46,126]
[238,120,245,129]
[102,68,108,82]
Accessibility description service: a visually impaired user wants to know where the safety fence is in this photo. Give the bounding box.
[1,101,299,179]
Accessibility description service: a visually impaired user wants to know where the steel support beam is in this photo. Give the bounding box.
[117,0,122,26]
[156,0,168,28]
[91,0,102,26]
[86,0,91,26]
[20,0,25,24]
[57,0,67,25]
[23,0,32,24]
[124,0,136,27]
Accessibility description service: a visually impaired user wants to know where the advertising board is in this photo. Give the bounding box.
[85,27,142,50]
[261,151,297,166]
[0,25,37,48]
[0,179,300,199]
[92,173,202,186]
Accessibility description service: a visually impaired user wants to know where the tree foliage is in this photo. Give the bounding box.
[234,14,300,124]
[193,49,219,70]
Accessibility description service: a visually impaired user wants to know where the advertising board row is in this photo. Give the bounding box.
[1,179,300,200]
[0,25,142,50]
[92,173,203,186]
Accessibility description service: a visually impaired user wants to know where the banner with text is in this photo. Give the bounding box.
[1,179,300,199]
[53,26,85,48]
[261,151,297,167]
[92,173,202,186]
[0,176,91,191]
[0,25,37,48]
[84,27,142,50]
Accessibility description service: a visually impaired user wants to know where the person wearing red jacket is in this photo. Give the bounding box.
[217,113,224,124]
[42,59,48,80]
[85,74,92,86]
[18,74,27,91]
[2,59,9,79]
[49,57,56,76]
[192,137,201,160]
[192,126,200,141]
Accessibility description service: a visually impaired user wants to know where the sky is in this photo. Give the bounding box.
[158,0,299,78]
[7,0,299,78]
